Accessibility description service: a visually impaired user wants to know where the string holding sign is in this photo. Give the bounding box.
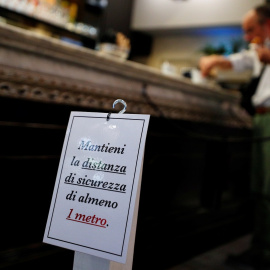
[107,99,127,121]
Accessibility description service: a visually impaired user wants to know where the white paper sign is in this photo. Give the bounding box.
[43,112,149,263]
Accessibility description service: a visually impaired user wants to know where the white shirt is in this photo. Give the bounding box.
[228,49,270,107]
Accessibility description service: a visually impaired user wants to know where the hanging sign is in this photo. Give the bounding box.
[43,111,149,263]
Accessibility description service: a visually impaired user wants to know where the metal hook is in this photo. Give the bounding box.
[113,99,127,114]
[107,99,127,121]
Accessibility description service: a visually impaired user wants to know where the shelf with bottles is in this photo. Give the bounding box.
[0,0,99,48]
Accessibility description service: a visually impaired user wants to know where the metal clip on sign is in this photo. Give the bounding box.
[107,99,127,121]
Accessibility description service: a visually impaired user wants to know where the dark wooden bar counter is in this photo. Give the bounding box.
[0,23,253,270]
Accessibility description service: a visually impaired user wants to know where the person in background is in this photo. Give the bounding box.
[200,4,270,116]
[200,5,270,78]
[200,4,270,269]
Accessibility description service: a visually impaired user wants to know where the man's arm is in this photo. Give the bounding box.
[199,54,233,77]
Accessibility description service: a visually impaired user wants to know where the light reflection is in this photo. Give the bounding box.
[93,172,104,181]
[103,120,119,141]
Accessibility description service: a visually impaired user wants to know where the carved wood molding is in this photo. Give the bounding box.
[0,23,252,129]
